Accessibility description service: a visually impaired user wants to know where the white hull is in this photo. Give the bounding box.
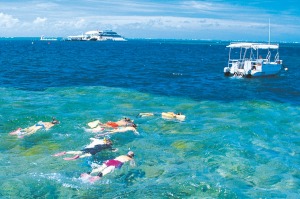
[40,36,57,41]
[224,61,282,77]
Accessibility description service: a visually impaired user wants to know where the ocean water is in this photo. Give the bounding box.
[0,39,299,198]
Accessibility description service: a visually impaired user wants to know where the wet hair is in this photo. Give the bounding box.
[127,151,134,158]
[124,117,132,122]
[51,117,60,124]
[127,123,137,128]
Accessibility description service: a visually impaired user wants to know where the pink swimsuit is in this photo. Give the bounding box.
[105,159,123,168]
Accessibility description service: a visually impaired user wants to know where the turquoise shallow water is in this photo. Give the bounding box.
[1,86,299,198]
[0,39,300,198]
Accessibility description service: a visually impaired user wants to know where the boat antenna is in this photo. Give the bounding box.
[268,18,270,44]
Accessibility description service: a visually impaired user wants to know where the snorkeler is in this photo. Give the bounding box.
[53,137,116,160]
[137,112,185,121]
[86,117,136,133]
[9,117,60,138]
[161,112,185,121]
[80,151,135,183]
[97,124,139,137]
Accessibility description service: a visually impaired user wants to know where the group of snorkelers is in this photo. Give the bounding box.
[8,117,138,183]
[54,117,138,183]
[8,112,184,183]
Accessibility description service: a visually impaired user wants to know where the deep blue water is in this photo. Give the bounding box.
[1,39,299,104]
[0,39,300,198]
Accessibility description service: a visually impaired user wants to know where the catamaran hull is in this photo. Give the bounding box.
[224,65,282,78]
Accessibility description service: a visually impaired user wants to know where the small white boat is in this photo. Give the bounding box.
[40,35,58,41]
[224,42,283,77]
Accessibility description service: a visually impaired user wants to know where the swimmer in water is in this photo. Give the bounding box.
[86,118,135,133]
[161,112,185,121]
[97,123,139,137]
[80,151,135,183]
[9,118,60,138]
[53,137,116,160]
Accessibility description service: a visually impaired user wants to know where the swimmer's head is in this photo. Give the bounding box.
[103,137,112,145]
[51,118,60,124]
[124,117,132,122]
[127,151,134,158]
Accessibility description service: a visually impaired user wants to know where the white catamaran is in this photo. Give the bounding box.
[223,42,283,77]
[224,21,284,77]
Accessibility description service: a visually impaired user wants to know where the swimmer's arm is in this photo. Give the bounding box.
[79,153,92,158]
[133,129,139,135]
[129,159,136,167]
[96,131,113,137]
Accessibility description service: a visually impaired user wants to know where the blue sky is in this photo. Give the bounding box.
[0,0,299,41]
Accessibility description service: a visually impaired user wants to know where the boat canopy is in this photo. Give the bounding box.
[85,30,99,35]
[226,42,279,49]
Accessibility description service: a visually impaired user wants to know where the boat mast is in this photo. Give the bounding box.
[268,18,270,45]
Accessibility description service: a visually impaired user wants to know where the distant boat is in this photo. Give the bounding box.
[65,30,126,41]
[40,35,58,41]
[223,42,283,77]
[99,30,126,41]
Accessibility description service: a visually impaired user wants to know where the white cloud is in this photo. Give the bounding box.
[0,12,19,28]
[73,19,86,29]
[33,17,47,24]
[184,1,223,12]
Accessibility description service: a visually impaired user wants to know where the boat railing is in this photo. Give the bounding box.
[228,59,246,69]
[266,51,271,62]
[274,52,280,62]
[228,59,239,67]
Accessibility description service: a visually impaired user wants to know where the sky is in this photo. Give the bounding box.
[0,0,299,42]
